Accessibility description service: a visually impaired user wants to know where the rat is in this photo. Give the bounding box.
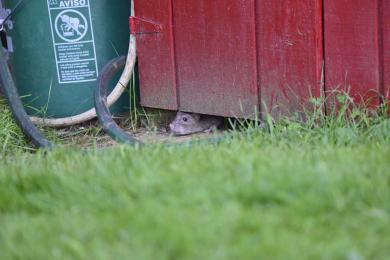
[169,112,223,136]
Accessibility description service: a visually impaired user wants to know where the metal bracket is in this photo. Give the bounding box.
[129,16,162,35]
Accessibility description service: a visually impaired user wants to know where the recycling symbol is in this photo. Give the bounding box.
[55,9,88,43]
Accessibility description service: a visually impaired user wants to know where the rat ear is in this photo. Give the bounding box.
[191,113,200,120]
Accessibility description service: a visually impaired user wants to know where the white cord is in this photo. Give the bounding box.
[30,35,136,128]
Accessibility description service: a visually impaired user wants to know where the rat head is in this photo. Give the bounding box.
[169,112,201,136]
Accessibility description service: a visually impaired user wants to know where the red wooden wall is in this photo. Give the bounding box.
[134,0,178,110]
[382,0,390,103]
[257,0,323,117]
[134,0,389,118]
[324,0,389,107]
[173,1,259,118]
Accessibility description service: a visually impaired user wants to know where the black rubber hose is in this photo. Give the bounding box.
[94,55,142,146]
[0,47,53,149]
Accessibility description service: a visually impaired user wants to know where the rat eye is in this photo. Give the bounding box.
[182,117,188,122]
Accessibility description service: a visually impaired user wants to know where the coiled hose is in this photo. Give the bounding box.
[0,35,138,148]
[94,35,142,146]
[29,36,136,127]
[0,46,53,148]
[0,0,141,148]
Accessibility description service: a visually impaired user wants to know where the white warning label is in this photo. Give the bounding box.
[47,0,98,84]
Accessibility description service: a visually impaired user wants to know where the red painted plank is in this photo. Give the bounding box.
[134,0,178,110]
[383,0,390,103]
[172,0,259,118]
[257,0,323,117]
[324,0,382,107]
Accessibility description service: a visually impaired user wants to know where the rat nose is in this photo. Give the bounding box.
[169,123,174,129]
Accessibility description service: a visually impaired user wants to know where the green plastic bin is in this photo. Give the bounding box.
[5,0,130,117]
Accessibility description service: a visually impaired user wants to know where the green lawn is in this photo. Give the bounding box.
[0,98,390,259]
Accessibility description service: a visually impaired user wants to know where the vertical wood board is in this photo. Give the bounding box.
[324,0,382,106]
[383,0,390,102]
[172,0,259,118]
[134,0,178,110]
[257,0,323,117]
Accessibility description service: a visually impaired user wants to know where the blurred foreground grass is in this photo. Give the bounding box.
[0,95,389,259]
